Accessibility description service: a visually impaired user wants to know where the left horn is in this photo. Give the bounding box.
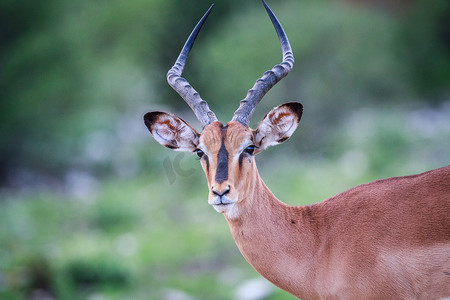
[232,0,294,127]
[167,4,218,128]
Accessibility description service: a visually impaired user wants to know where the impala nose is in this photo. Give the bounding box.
[212,187,230,197]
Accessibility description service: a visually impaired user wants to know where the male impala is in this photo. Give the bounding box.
[144,1,450,299]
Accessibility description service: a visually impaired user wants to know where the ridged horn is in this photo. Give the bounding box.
[232,0,294,127]
[166,4,218,128]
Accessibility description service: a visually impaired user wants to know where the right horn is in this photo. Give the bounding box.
[167,4,218,129]
[232,0,294,127]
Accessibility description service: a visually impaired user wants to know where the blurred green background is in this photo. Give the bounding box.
[0,0,449,299]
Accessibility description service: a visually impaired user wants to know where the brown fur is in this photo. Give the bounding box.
[199,122,450,299]
[146,110,450,299]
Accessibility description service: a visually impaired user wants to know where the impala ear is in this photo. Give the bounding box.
[254,102,303,153]
[144,112,200,152]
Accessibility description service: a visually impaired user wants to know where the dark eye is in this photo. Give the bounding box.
[195,149,204,158]
[244,145,255,155]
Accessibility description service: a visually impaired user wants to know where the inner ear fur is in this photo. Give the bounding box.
[144,111,200,152]
[254,102,303,153]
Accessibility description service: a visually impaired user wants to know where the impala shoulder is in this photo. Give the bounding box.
[333,165,450,200]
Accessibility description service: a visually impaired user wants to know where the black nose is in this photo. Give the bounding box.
[212,187,230,197]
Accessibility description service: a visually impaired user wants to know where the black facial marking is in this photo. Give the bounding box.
[215,127,229,183]
[239,153,244,169]
[166,144,178,149]
[205,155,210,174]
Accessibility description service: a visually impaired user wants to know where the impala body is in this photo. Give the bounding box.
[144,1,450,299]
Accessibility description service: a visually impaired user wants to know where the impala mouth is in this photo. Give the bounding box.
[209,196,236,213]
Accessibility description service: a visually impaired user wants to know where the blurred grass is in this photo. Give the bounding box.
[0,172,297,299]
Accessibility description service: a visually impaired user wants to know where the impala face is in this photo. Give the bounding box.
[198,121,253,217]
[145,103,302,219]
[144,0,301,218]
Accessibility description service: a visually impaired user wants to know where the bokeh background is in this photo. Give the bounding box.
[1,0,449,299]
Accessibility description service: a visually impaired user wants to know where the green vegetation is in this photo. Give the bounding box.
[0,0,449,298]
[0,174,291,299]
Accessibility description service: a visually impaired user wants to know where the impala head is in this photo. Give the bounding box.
[144,1,302,218]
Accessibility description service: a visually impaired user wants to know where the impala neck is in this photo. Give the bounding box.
[225,164,320,299]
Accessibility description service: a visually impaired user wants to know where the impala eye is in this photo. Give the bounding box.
[195,149,204,158]
[244,145,255,155]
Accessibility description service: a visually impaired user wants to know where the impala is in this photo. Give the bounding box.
[144,1,450,299]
